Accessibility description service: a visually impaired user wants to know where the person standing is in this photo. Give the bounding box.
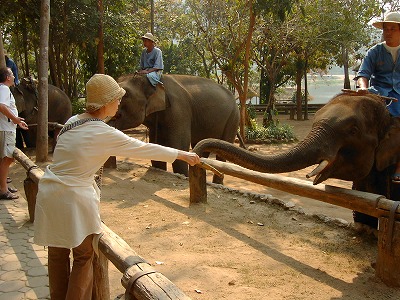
[356,11,400,182]
[4,50,20,86]
[0,67,28,200]
[137,32,164,86]
[33,74,200,299]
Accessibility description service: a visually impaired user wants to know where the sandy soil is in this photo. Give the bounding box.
[10,114,400,299]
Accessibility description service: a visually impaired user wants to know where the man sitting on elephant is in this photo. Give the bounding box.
[137,32,164,87]
[356,11,400,183]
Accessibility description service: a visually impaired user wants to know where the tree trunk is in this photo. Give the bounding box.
[0,31,5,68]
[36,0,50,162]
[239,95,246,142]
[240,0,255,142]
[97,0,105,74]
[303,57,309,120]
[342,46,351,89]
[295,65,303,121]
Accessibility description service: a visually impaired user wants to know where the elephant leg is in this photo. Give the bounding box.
[22,130,33,147]
[151,160,167,171]
[172,160,189,177]
[352,211,378,229]
[16,129,25,150]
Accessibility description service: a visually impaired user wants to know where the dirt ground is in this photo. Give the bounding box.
[11,114,400,299]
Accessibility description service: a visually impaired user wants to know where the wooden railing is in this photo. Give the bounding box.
[189,158,400,287]
[14,148,191,300]
[252,103,325,119]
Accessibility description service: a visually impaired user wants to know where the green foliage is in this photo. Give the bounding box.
[71,98,86,115]
[246,103,257,120]
[246,120,296,143]
[291,90,310,102]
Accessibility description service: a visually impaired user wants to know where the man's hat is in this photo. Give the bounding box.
[373,12,400,29]
[141,32,156,42]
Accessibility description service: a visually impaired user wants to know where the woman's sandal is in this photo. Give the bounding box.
[8,186,18,193]
[0,191,19,200]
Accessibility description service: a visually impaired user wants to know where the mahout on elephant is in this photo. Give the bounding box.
[192,92,400,229]
[110,74,240,183]
[12,77,72,150]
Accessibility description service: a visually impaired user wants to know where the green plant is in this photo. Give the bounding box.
[71,97,86,115]
[245,120,296,143]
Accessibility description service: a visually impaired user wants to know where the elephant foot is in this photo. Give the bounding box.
[353,222,378,238]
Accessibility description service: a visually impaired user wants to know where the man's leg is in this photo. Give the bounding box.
[66,234,95,300]
[0,131,18,198]
[0,156,14,194]
[48,246,71,300]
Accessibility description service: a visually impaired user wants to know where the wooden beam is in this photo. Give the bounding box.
[197,158,399,220]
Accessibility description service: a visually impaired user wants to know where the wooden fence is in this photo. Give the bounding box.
[189,158,400,287]
[14,148,191,300]
[253,103,325,119]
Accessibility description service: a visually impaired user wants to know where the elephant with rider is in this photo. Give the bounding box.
[111,74,240,183]
[192,92,400,228]
[12,78,72,150]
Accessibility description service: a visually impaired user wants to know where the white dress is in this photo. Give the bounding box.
[34,115,178,248]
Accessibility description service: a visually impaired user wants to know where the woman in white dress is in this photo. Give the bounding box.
[34,74,200,300]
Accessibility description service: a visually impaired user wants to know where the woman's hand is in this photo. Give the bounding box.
[177,151,200,166]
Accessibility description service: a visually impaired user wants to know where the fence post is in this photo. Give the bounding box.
[376,215,400,287]
[189,164,207,204]
[24,177,38,223]
[92,251,110,300]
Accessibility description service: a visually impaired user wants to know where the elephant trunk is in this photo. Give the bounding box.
[194,121,339,178]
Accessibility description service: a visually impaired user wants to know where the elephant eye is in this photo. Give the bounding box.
[349,126,359,135]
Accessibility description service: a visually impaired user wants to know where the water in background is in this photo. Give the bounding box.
[307,66,352,104]
[250,66,352,105]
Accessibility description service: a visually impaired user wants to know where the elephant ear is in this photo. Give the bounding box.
[11,86,26,113]
[145,84,166,116]
[376,118,400,171]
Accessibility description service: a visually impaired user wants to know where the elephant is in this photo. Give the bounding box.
[191,92,400,229]
[12,78,72,150]
[111,74,240,182]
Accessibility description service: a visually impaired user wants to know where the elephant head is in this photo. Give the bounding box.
[193,93,394,185]
[12,77,39,116]
[112,74,167,130]
[11,78,72,150]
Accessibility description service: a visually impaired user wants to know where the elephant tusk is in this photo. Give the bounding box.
[198,161,224,178]
[306,160,329,178]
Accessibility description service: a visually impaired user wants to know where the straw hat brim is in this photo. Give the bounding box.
[372,20,400,29]
[86,87,126,111]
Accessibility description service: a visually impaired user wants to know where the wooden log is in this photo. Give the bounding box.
[99,224,191,299]
[92,251,110,300]
[14,149,43,222]
[23,178,38,223]
[376,217,400,286]
[198,158,400,220]
[26,122,64,130]
[189,164,207,204]
[104,156,117,169]
[13,148,44,184]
